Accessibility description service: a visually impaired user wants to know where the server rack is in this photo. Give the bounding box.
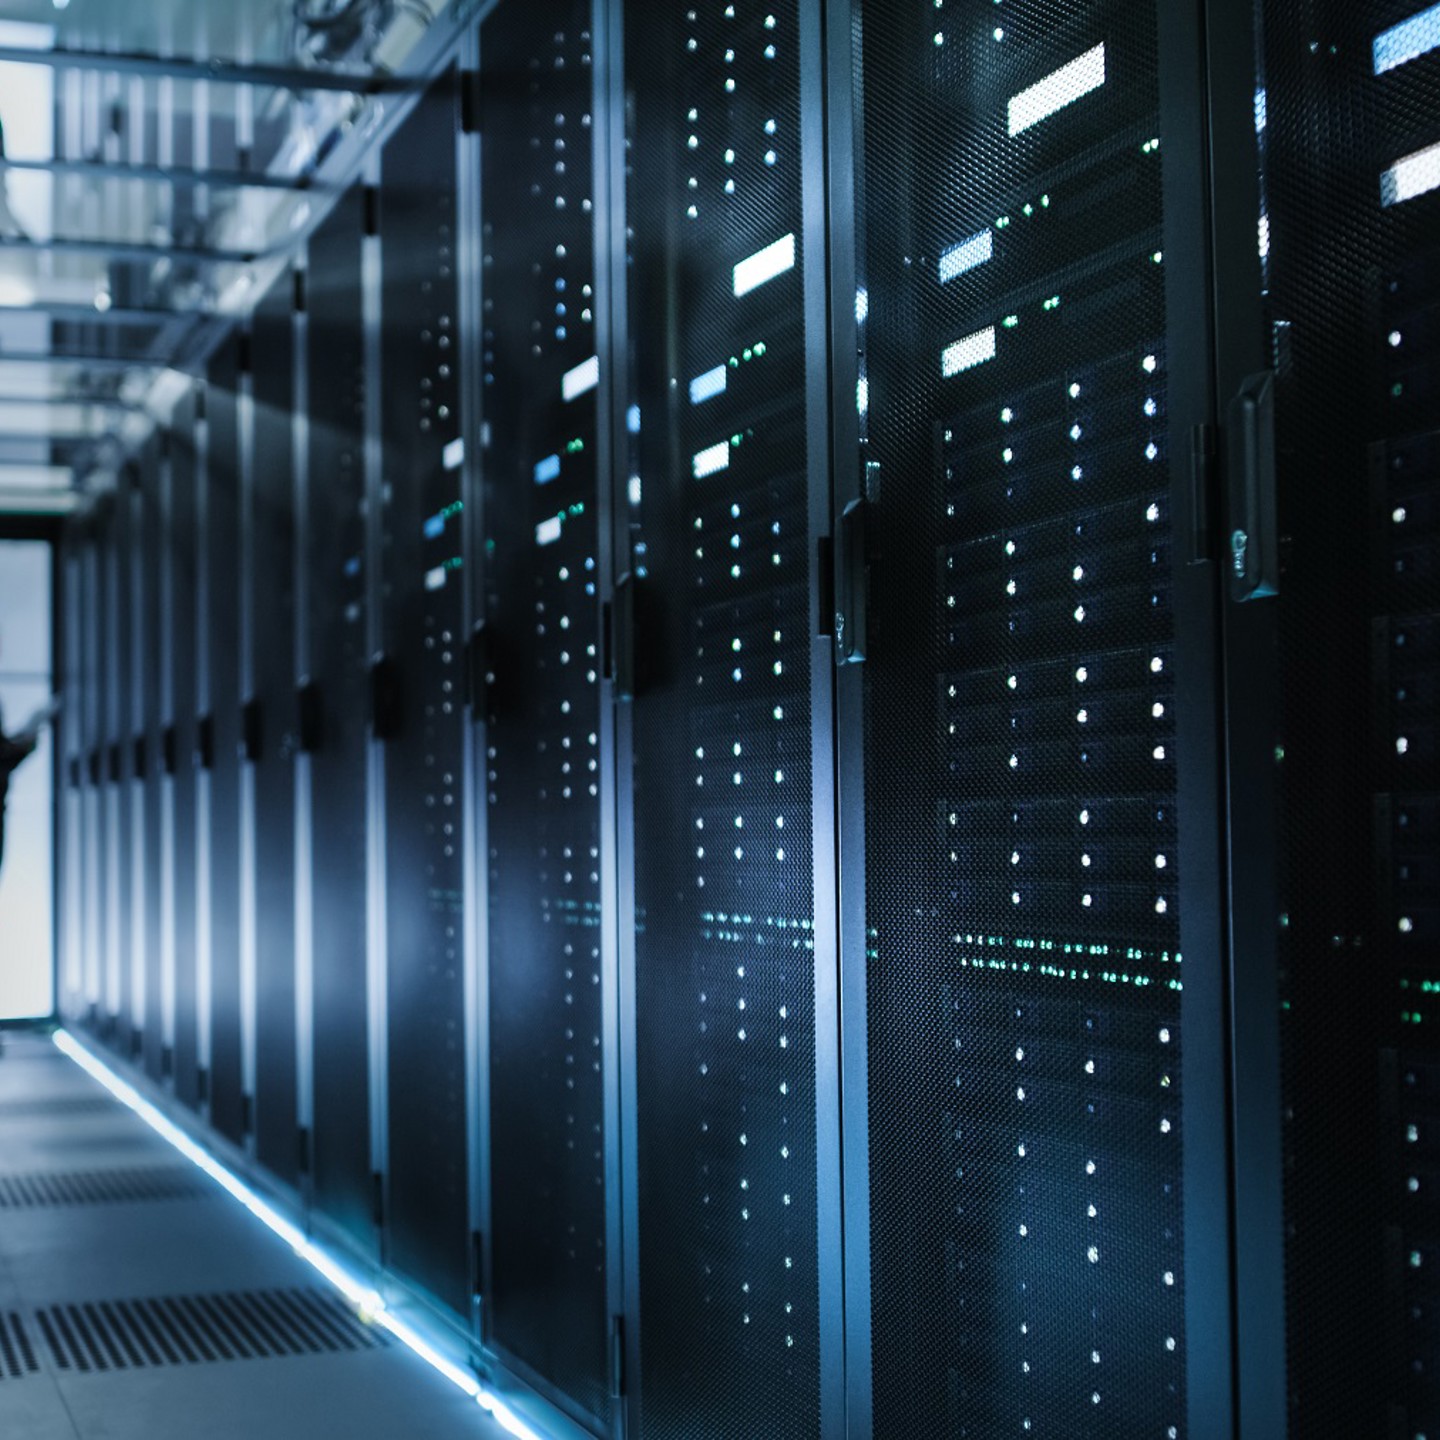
[106,464,134,1055]
[617,2,844,1434]
[1207,0,1440,1433]
[475,6,618,1428]
[250,269,302,1187]
[204,332,246,1146]
[377,71,471,1317]
[830,2,1233,1434]
[136,432,164,1082]
[169,383,203,1108]
[304,185,377,1253]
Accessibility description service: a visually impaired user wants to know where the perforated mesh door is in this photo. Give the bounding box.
[305,188,373,1248]
[624,3,823,1433]
[379,74,469,1318]
[251,272,300,1186]
[479,5,612,1421]
[856,4,1187,1433]
[205,333,245,1146]
[1254,1,1440,1430]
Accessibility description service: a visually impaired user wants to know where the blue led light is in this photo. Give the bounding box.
[1374,3,1440,74]
[533,453,562,485]
[689,365,728,405]
[51,1030,548,1440]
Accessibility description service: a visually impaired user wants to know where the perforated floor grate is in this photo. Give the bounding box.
[0,1313,39,1379]
[34,1289,391,1373]
[0,1168,210,1209]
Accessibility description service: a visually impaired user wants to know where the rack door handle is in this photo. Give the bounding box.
[1226,370,1279,602]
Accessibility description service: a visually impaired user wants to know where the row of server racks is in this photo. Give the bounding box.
[50,0,1439,1435]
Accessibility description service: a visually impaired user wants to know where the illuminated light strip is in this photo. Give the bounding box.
[692,440,730,479]
[1374,3,1440,73]
[689,365,728,405]
[941,326,997,377]
[1254,87,1266,134]
[1381,138,1440,206]
[938,229,993,283]
[535,515,563,546]
[1007,43,1106,136]
[561,355,599,402]
[733,233,796,297]
[443,437,466,471]
[533,453,561,485]
[51,1029,548,1440]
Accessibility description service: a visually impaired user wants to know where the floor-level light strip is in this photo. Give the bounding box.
[51,1028,547,1440]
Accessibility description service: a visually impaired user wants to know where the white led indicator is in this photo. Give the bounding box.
[1008,44,1106,136]
[562,354,600,401]
[938,229,994,283]
[942,325,997,377]
[690,365,728,405]
[1382,139,1440,206]
[424,565,447,592]
[535,515,563,546]
[442,437,465,470]
[733,232,797,296]
[693,441,731,479]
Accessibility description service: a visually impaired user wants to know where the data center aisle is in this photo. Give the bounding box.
[0,1031,498,1440]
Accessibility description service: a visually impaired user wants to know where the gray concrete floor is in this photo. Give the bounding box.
[0,1031,502,1440]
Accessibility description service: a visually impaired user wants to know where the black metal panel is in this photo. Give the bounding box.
[378,72,468,1316]
[305,185,374,1248]
[251,271,300,1186]
[477,7,612,1420]
[169,386,202,1109]
[854,4,1189,1433]
[205,331,246,1146]
[622,3,824,1433]
[139,436,166,1083]
[1237,0,1440,1431]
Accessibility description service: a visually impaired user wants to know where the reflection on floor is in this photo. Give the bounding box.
[0,1030,498,1440]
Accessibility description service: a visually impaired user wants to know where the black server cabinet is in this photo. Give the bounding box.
[104,485,132,1049]
[126,462,147,1057]
[620,2,839,1434]
[838,4,1229,1435]
[1209,0,1440,1432]
[80,523,104,1020]
[305,186,376,1250]
[139,437,167,1083]
[251,271,301,1186]
[477,4,615,1424]
[377,74,469,1315]
[60,542,83,1013]
[204,333,246,1146]
[169,386,203,1107]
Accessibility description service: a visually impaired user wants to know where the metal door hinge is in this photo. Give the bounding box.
[835,494,869,665]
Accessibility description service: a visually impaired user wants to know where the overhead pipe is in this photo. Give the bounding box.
[0,44,418,94]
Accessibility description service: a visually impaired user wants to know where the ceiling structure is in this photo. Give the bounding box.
[0,0,465,514]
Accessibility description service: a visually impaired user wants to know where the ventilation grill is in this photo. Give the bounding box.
[0,1314,38,1379]
[35,1289,391,1373]
[0,1168,210,1209]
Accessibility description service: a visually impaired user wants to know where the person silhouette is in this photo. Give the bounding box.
[0,698,36,872]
